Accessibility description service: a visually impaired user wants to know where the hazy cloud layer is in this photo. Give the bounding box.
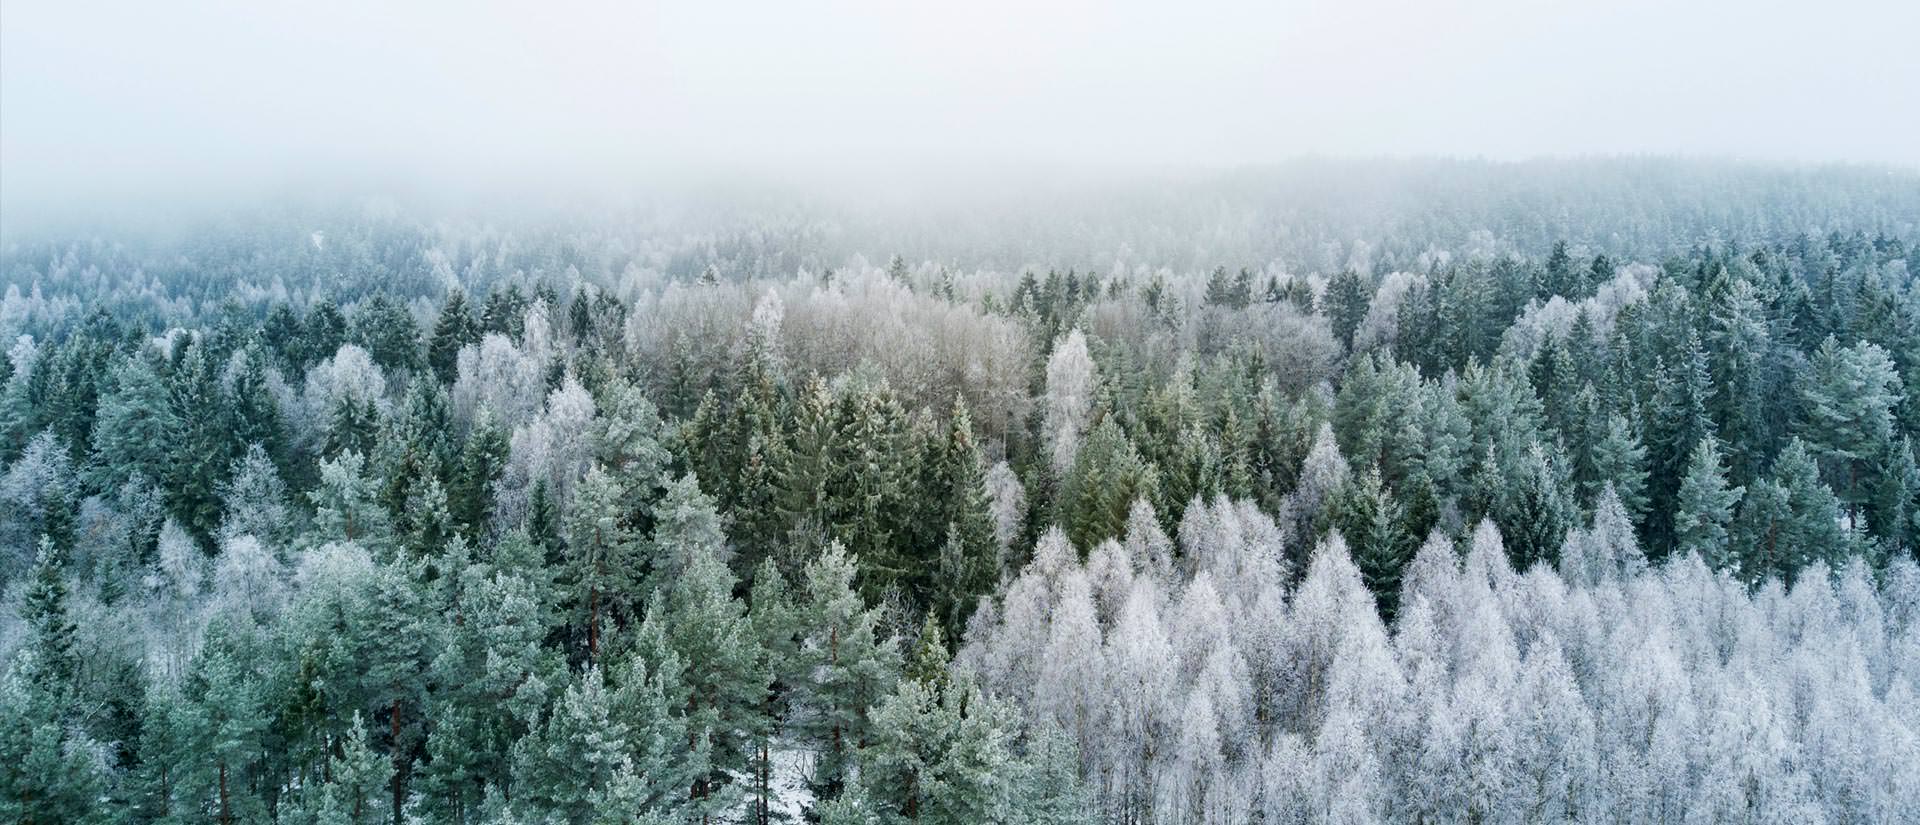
[5,0,1918,211]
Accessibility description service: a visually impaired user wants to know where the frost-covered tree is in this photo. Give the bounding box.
[1044,329,1096,476]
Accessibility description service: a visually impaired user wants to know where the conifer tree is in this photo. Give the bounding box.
[564,466,641,660]
[1498,442,1578,570]
[428,289,480,384]
[311,451,394,550]
[1673,435,1743,565]
[1323,470,1412,621]
[19,538,77,694]
[928,396,999,637]
[90,357,176,491]
[512,666,628,822]
[356,557,434,823]
[1061,417,1160,549]
[795,544,901,797]
[1321,269,1371,349]
[450,411,508,540]
[647,542,767,816]
[314,711,392,825]
[225,346,288,471]
[1769,438,1848,573]
[1798,337,1903,520]
[1645,335,1716,550]
[1579,410,1649,522]
[185,621,272,825]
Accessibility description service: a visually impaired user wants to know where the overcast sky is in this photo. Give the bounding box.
[4,0,1918,211]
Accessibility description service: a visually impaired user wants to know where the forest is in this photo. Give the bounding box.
[2,160,1919,823]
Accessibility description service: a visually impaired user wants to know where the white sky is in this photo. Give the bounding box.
[3,0,1917,209]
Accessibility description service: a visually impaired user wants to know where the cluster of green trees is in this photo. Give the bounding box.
[1,185,1916,822]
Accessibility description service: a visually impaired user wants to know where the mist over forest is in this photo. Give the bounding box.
[6,0,1920,822]
[4,158,1919,823]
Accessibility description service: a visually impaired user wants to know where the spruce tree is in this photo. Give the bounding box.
[1798,337,1902,521]
[1323,469,1413,621]
[1321,269,1371,349]
[1645,335,1716,550]
[1770,438,1848,574]
[511,666,628,823]
[1580,410,1649,522]
[225,347,288,469]
[1061,417,1160,549]
[19,538,77,694]
[647,542,768,816]
[450,410,509,541]
[1499,442,1578,571]
[167,341,243,541]
[89,357,176,491]
[564,466,641,661]
[1673,435,1743,565]
[795,544,901,797]
[428,289,479,384]
[929,397,999,637]
[1732,478,1793,584]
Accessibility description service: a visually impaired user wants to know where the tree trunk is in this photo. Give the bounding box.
[758,739,771,825]
[587,587,600,659]
[391,702,406,825]
[219,760,231,825]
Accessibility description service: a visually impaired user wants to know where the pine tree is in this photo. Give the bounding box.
[89,357,176,491]
[0,649,108,825]
[1322,470,1412,621]
[1321,269,1371,349]
[1673,435,1743,565]
[1798,337,1902,522]
[356,557,434,824]
[599,647,699,823]
[1770,438,1848,575]
[1645,335,1716,550]
[593,378,673,504]
[512,666,629,822]
[564,466,642,661]
[795,544,901,797]
[185,621,272,825]
[860,673,1041,823]
[646,472,727,592]
[1579,409,1649,522]
[647,542,768,816]
[428,289,479,384]
[311,451,394,550]
[19,538,77,694]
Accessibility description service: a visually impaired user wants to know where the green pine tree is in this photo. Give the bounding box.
[1673,435,1744,566]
